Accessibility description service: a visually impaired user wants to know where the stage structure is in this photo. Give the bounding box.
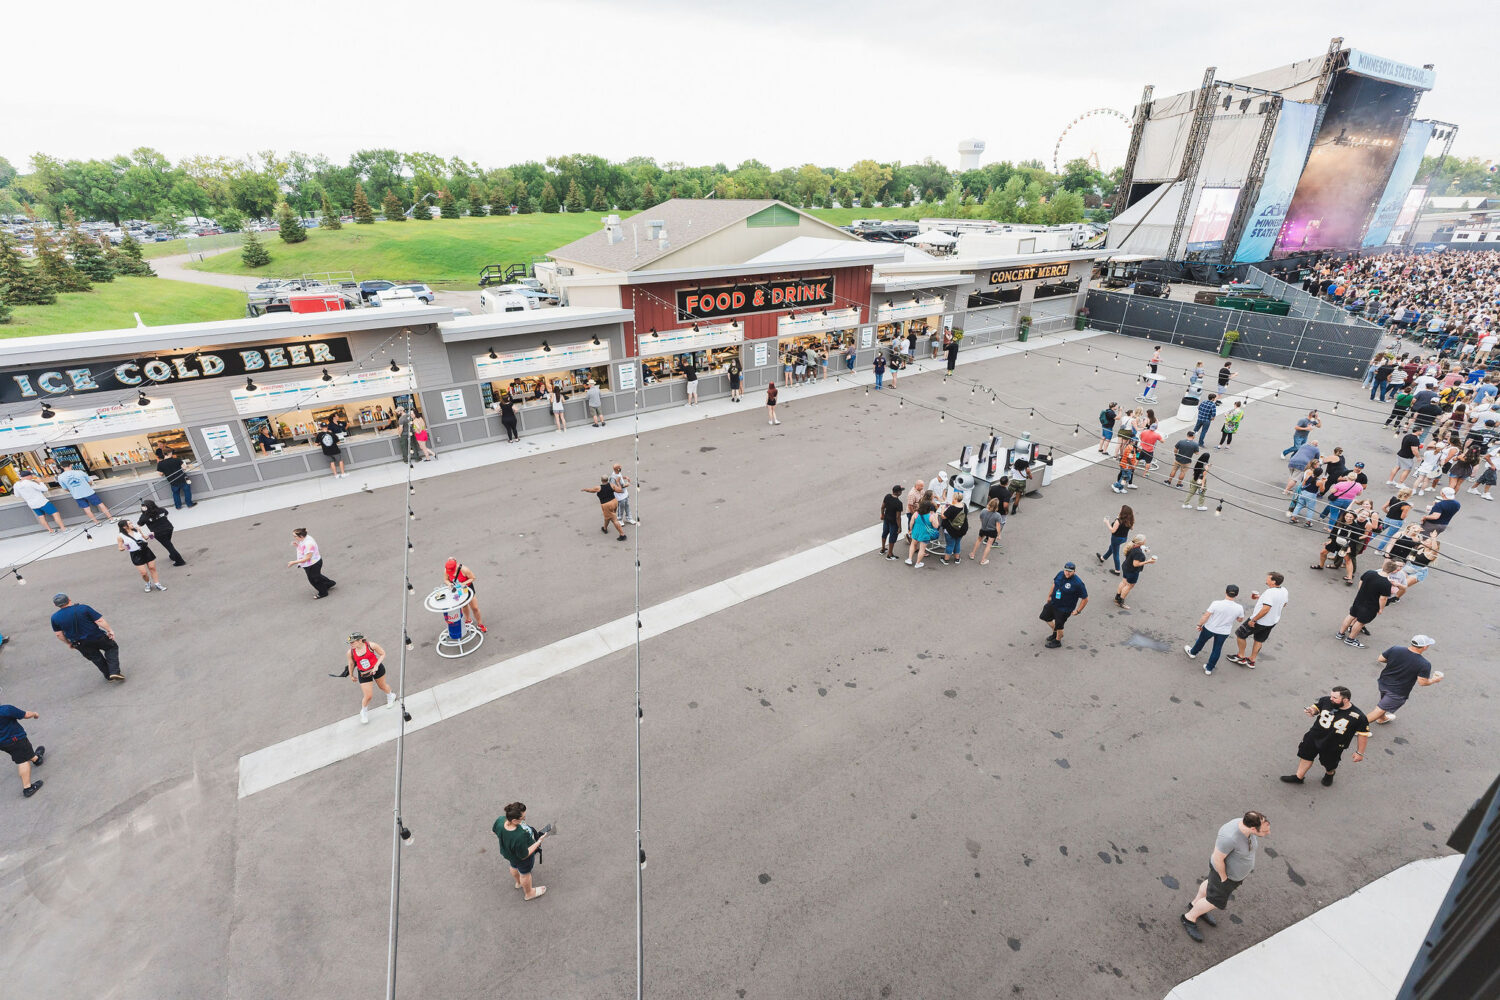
[1107,38,1441,265]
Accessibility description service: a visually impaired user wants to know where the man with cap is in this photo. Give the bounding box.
[10,470,66,534]
[443,558,486,633]
[1041,563,1088,648]
[1365,636,1444,725]
[0,702,45,797]
[1279,685,1370,787]
[1184,584,1245,675]
[1420,487,1461,534]
[49,594,123,682]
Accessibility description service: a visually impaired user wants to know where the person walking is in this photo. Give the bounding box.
[493,802,553,901]
[684,364,699,405]
[413,416,437,460]
[582,476,627,541]
[1420,487,1461,534]
[1279,687,1369,787]
[317,422,348,478]
[443,557,487,632]
[1335,561,1395,647]
[154,448,198,508]
[49,593,123,682]
[138,499,186,566]
[1166,431,1200,487]
[1387,430,1423,487]
[1184,584,1245,675]
[938,493,968,566]
[872,351,887,389]
[1041,562,1088,648]
[1217,401,1244,449]
[585,381,606,425]
[1216,361,1233,394]
[1137,421,1164,473]
[879,484,903,559]
[1180,811,1270,942]
[117,519,167,593]
[1098,402,1118,453]
[288,527,337,599]
[969,497,1003,565]
[610,464,635,525]
[1188,362,1206,394]
[905,493,940,568]
[1281,411,1322,457]
[1096,504,1133,575]
[11,471,66,533]
[1183,449,1212,511]
[1114,535,1155,609]
[550,389,567,432]
[1141,345,1162,402]
[1227,572,1288,669]
[1384,386,1415,429]
[1322,474,1365,528]
[1365,636,1444,725]
[56,461,112,524]
[1191,393,1220,444]
[1287,460,1323,525]
[766,381,780,424]
[496,395,521,443]
[0,703,45,798]
[728,358,743,402]
[343,633,395,724]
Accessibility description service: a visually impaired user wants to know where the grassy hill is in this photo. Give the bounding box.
[2,277,246,339]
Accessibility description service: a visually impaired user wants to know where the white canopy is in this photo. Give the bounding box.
[905,230,957,246]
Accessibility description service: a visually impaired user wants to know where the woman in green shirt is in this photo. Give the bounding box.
[1216,402,1244,449]
[492,801,552,900]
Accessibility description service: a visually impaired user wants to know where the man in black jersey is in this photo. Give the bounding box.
[1279,686,1369,787]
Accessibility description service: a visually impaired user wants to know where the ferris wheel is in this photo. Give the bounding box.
[1053,108,1131,173]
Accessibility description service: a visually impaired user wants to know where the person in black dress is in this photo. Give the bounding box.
[138,499,185,566]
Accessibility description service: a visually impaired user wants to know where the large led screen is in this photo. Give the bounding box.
[1232,100,1320,263]
[1388,185,1428,244]
[1363,120,1435,246]
[1272,72,1422,255]
[1185,187,1241,251]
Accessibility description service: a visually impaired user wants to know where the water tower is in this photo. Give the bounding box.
[958,139,985,172]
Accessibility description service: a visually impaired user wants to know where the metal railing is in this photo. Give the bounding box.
[1248,266,1382,328]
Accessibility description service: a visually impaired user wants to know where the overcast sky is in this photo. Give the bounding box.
[6,0,1490,173]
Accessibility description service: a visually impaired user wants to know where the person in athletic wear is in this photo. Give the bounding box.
[443,557,487,632]
[1184,584,1245,675]
[0,703,45,798]
[288,527,336,599]
[1114,535,1155,609]
[1280,686,1369,787]
[1042,562,1088,648]
[493,801,553,901]
[970,497,1004,565]
[1335,561,1395,647]
[344,633,394,724]
[138,499,186,566]
[1365,636,1444,725]
[49,593,123,681]
[1228,572,1288,668]
[1180,810,1270,942]
[879,484,903,559]
[582,476,627,540]
[1142,346,1162,401]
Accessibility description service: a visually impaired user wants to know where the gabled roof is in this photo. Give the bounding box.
[547,199,857,273]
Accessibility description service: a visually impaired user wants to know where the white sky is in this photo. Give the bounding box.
[5,0,1490,173]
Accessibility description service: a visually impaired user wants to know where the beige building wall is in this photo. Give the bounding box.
[648,215,861,271]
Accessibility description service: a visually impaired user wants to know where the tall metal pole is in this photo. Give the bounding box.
[632,370,646,1000]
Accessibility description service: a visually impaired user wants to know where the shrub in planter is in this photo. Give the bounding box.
[1220,329,1241,357]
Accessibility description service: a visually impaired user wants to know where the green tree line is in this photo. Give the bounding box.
[0,147,1126,228]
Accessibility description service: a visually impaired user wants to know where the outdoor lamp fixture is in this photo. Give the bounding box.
[691,323,699,333]
[321,368,333,382]
[136,390,150,407]
[541,340,551,353]
[245,377,257,392]
[591,334,601,346]
[389,359,401,373]
[821,308,828,316]
[488,346,498,359]
[40,404,55,419]
[649,327,658,338]
[731,320,739,329]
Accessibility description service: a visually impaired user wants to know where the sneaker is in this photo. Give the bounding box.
[1321,773,1335,786]
[1044,638,1062,649]
[905,558,913,565]
[1485,494,1494,501]
[1201,911,1218,927]
[1184,645,1197,658]
[1343,637,1366,648]
[1197,505,1207,511]
[1387,480,1399,486]
[1095,553,1105,564]
[886,554,897,561]
[1126,483,1139,489]
[22,780,42,798]
[108,674,125,682]
[1203,666,1213,675]
[144,584,152,592]
[1182,503,1192,509]
[386,691,397,706]
[1180,914,1204,942]
[153,583,167,591]
[1375,713,1396,724]
[913,561,924,568]
[773,420,781,425]
[1244,659,1256,668]
[32,745,44,765]
[1110,484,1124,494]
[617,534,627,541]
[360,705,369,724]
[1108,568,1121,576]
[1279,774,1305,784]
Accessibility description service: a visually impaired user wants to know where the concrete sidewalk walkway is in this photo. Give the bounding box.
[1166,854,1459,1000]
[0,328,1110,572]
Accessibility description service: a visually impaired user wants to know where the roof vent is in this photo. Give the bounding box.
[645,219,665,240]
[603,214,623,245]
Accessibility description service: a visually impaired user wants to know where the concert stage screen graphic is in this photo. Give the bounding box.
[1185,187,1241,251]
[1272,72,1422,256]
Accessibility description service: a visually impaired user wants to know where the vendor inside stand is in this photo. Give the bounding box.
[481,365,611,406]
[241,394,417,455]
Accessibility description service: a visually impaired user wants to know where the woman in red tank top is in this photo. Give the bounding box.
[346,633,394,724]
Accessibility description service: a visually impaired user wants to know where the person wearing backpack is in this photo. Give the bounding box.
[939,496,969,565]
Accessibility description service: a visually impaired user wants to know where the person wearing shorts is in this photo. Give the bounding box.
[318,422,346,478]
[1097,403,1117,454]
[728,360,743,402]
[1280,686,1369,787]
[1181,811,1269,942]
[1365,635,1443,725]
[586,381,605,426]
[10,471,65,533]
[56,462,111,524]
[969,498,1003,565]
[1228,573,1287,668]
[1042,563,1088,648]
[494,801,552,901]
[0,703,45,798]
[344,633,394,724]
[1336,563,1394,647]
[443,558,486,632]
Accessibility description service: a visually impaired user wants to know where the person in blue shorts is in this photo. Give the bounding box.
[56,462,112,525]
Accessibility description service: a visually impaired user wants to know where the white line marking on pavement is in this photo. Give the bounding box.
[237,352,1285,798]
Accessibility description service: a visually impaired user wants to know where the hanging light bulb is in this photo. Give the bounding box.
[1214,499,1224,516]
[940,411,946,422]
[970,385,976,395]
[990,393,996,404]
[408,508,416,519]
[1094,366,1099,375]
[1029,408,1035,420]
[407,540,413,550]
[1332,401,1339,412]
[1073,424,1079,436]
[136,390,150,407]
[245,377,257,392]
[406,578,414,593]
[1057,358,1061,366]
[13,570,25,585]
[321,368,333,382]
[404,632,414,650]
[899,398,904,408]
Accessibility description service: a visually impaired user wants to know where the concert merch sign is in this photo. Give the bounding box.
[987,262,1073,285]
[677,277,836,321]
[1,338,353,404]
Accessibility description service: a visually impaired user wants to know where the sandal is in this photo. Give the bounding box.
[1309,565,1323,570]
[524,886,547,900]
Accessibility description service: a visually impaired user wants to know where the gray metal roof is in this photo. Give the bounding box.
[547,199,781,272]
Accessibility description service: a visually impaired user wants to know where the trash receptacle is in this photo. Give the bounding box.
[1177,394,1200,422]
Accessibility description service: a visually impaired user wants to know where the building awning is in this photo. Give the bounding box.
[438,307,633,344]
[871,273,970,293]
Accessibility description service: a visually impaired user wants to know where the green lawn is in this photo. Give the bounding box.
[2,277,246,338]
[186,215,620,287]
[806,206,917,225]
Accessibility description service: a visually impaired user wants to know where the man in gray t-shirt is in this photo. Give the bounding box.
[1180,810,1270,942]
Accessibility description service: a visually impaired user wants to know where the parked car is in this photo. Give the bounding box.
[396,283,436,304]
[251,278,290,293]
[359,279,397,302]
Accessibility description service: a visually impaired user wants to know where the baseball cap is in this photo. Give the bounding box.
[1440,487,1456,498]
[346,632,365,643]
[444,558,458,579]
[52,593,69,607]
[1063,561,1077,570]
[1410,634,1436,647]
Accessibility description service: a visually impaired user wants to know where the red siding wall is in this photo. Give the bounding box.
[619,265,875,356]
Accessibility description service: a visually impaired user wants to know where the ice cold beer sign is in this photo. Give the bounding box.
[1,338,353,404]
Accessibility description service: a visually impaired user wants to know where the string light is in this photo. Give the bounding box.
[1073,424,1079,436]
[1214,499,1224,516]
[940,411,946,422]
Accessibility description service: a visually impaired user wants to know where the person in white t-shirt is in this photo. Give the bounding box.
[1185,584,1246,675]
[10,472,66,533]
[1228,572,1289,669]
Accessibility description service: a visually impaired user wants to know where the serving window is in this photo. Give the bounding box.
[242,395,417,455]
[483,366,610,405]
[1,426,197,490]
[1034,278,1082,299]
